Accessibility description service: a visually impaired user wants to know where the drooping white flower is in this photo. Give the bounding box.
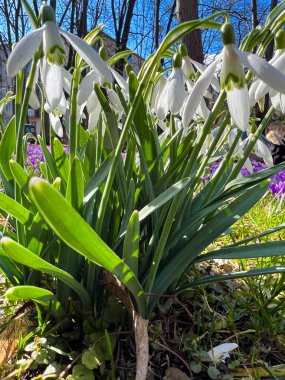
[6,4,112,109]
[208,343,238,363]
[251,30,285,113]
[157,54,187,118]
[182,23,285,131]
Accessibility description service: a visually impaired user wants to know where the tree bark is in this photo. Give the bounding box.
[176,0,203,63]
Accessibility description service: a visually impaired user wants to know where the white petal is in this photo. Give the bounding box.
[208,343,238,362]
[77,70,100,105]
[60,30,113,83]
[7,27,45,77]
[87,91,101,114]
[255,139,273,166]
[49,113,63,137]
[88,103,102,131]
[107,89,123,112]
[110,67,128,93]
[62,68,72,94]
[155,79,168,120]
[29,90,40,109]
[43,21,66,64]
[182,55,221,127]
[248,80,259,106]
[42,61,63,109]
[166,68,186,114]
[227,86,250,132]
[191,58,220,92]
[239,50,285,94]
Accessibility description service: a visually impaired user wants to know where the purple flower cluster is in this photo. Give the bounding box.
[26,144,69,173]
[206,158,285,197]
[26,145,285,196]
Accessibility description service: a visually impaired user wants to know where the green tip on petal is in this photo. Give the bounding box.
[173,53,182,68]
[99,46,108,61]
[179,43,188,57]
[221,23,236,46]
[40,4,56,23]
[275,30,285,50]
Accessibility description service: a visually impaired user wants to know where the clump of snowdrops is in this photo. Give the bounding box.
[2,1,285,379]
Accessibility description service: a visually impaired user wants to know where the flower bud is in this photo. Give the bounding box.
[221,23,236,46]
[275,30,285,50]
[173,53,182,68]
[40,4,56,23]
[125,63,133,76]
[99,46,108,61]
[179,43,188,57]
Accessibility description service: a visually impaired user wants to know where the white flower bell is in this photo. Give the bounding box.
[6,4,112,109]
[182,22,285,131]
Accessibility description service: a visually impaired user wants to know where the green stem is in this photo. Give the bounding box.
[69,68,80,164]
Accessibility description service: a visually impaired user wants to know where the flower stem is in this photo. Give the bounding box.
[69,68,80,164]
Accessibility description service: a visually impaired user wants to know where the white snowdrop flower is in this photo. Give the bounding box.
[6,4,112,109]
[252,30,285,113]
[182,22,285,131]
[160,53,187,116]
[208,343,238,363]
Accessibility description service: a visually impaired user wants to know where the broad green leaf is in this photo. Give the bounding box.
[0,116,15,181]
[10,160,30,199]
[29,178,147,317]
[139,178,190,222]
[0,191,32,225]
[1,237,91,309]
[123,210,139,277]
[5,285,56,303]
[194,241,285,263]
[0,247,23,284]
[5,285,65,319]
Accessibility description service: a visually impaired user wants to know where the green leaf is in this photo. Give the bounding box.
[138,178,190,222]
[29,178,147,317]
[5,285,65,319]
[1,237,91,309]
[66,157,84,212]
[0,191,32,225]
[53,138,70,186]
[0,116,15,181]
[84,151,114,204]
[0,247,23,284]
[108,50,134,66]
[39,136,59,180]
[9,160,30,199]
[150,180,268,309]
[194,241,285,262]
[123,210,139,277]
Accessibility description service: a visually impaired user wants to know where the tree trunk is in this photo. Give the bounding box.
[176,0,203,63]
